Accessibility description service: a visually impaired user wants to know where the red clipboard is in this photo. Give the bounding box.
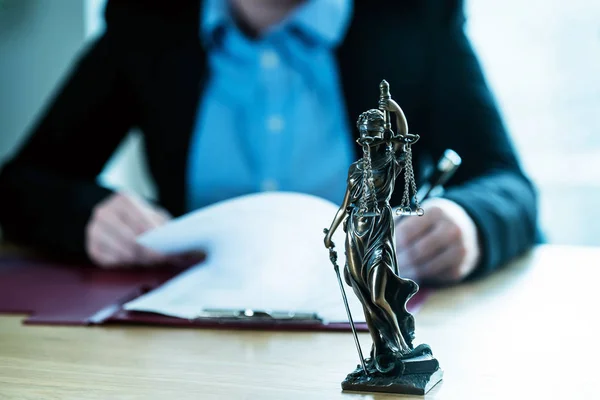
[0,254,430,331]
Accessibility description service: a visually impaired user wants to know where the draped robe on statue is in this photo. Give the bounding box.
[343,148,418,371]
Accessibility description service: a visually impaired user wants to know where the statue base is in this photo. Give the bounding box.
[341,344,443,395]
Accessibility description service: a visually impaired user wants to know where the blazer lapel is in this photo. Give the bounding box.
[140,2,207,216]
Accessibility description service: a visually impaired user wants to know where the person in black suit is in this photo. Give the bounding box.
[0,0,539,285]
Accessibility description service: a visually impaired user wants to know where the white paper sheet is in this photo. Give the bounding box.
[123,191,366,323]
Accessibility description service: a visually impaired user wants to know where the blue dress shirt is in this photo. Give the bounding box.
[186,0,355,211]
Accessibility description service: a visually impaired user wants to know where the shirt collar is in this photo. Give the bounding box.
[200,0,353,48]
[200,0,231,48]
[284,0,353,47]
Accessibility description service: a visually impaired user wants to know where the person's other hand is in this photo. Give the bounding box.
[85,192,172,268]
[395,198,481,285]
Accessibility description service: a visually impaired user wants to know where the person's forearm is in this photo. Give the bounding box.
[0,25,137,259]
[0,162,113,259]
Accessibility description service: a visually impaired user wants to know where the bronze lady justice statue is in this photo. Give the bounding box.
[324,81,442,395]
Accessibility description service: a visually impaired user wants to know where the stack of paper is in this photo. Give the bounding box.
[124,191,367,324]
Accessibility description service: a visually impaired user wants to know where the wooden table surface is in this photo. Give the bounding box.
[1,244,599,400]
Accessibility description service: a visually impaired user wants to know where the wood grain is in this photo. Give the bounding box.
[1,244,599,399]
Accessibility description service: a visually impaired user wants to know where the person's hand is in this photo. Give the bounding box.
[395,198,481,285]
[85,192,172,268]
[323,228,334,249]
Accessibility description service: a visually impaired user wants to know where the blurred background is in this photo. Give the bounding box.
[0,0,599,246]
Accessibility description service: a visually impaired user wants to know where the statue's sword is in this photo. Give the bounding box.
[323,229,368,375]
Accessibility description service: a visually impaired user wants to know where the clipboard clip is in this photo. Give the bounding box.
[196,308,322,322]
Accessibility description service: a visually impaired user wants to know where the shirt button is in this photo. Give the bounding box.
[261,179,279,192]
[267,115,285,134]
[260,49,280,69]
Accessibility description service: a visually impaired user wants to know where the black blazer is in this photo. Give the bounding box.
[0,0,538,277]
